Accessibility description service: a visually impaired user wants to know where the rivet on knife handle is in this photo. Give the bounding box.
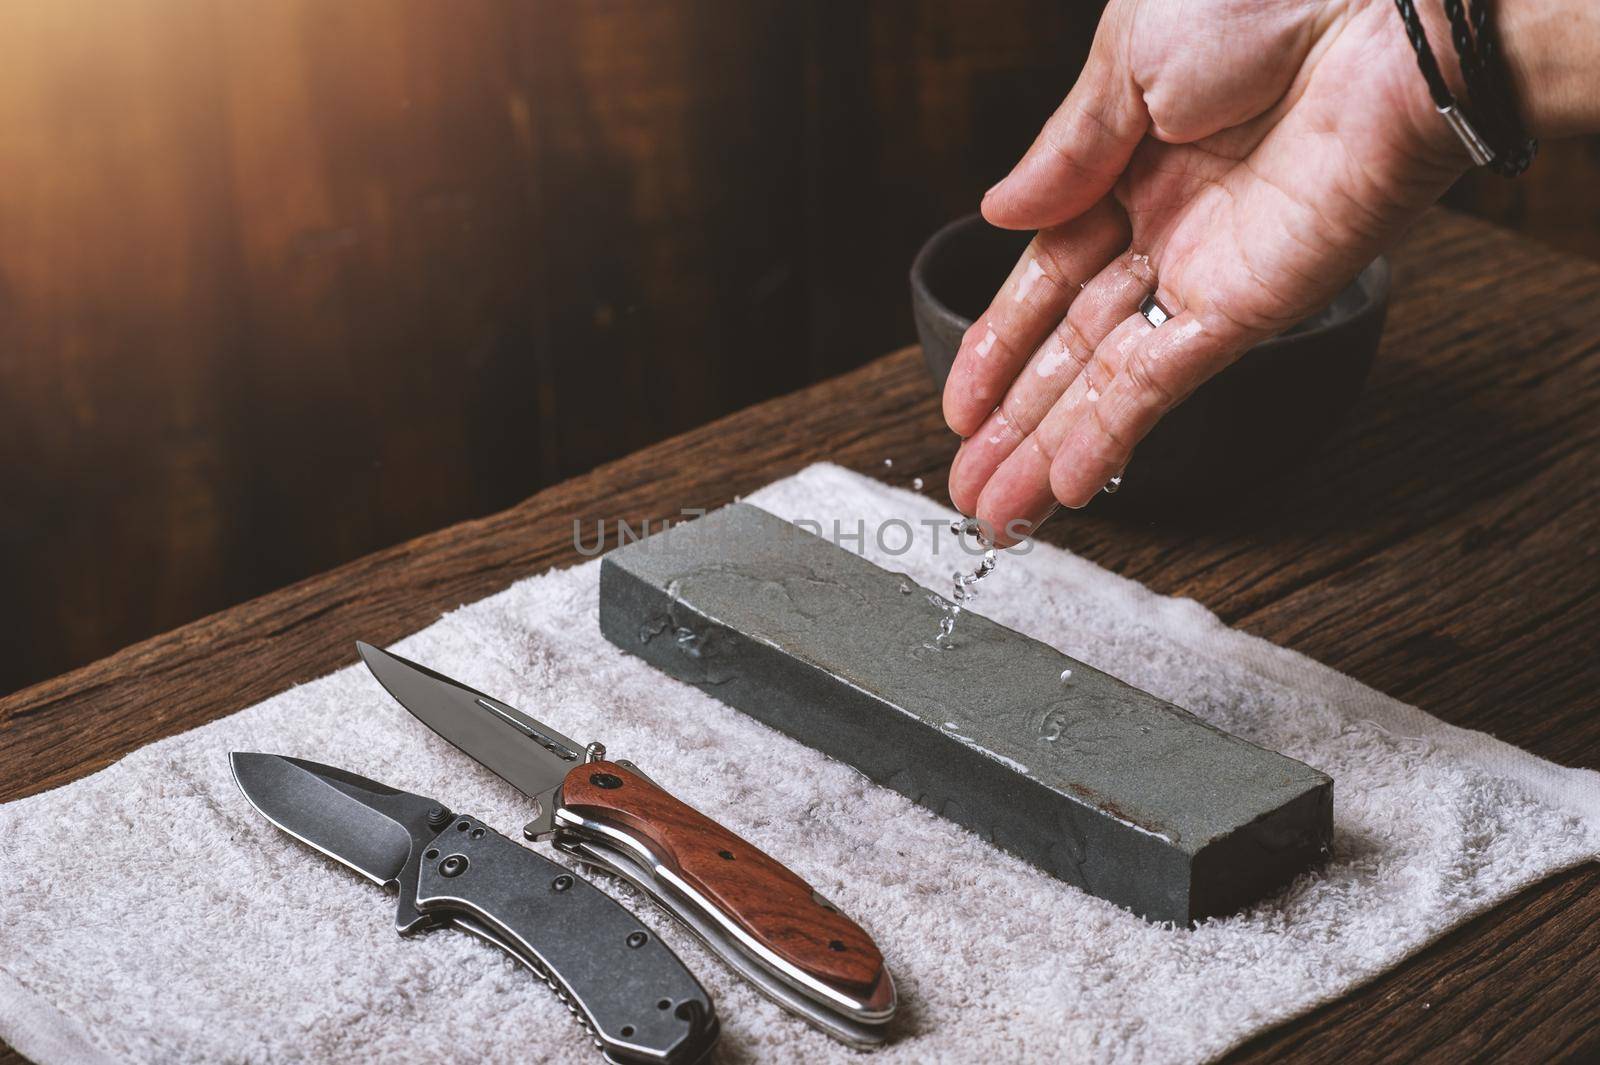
[555,760,894,1022]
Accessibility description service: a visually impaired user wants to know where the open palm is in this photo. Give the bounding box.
[944,0,1469,540]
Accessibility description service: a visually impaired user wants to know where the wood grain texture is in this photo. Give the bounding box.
[1444,136,1600,263]
[0,0,1097,695]
[2,210,1598,1063]
[562,761,887,1000]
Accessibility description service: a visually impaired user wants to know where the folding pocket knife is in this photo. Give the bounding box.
[357,642,896,1048]
[230,752,719,1065]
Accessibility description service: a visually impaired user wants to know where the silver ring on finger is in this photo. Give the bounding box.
[1139,293,1173,329]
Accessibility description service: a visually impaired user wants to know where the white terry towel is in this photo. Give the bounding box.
[2,463,1597,1064]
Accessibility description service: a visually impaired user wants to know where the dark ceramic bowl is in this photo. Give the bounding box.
[910,214,1389,508]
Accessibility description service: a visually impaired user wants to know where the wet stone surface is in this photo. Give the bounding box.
[599,504,1333,925]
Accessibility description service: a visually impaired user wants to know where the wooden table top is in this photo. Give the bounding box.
[3,209,1596,1063]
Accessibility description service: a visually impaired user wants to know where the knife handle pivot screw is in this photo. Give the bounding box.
[585,741,607,764]
[439,854,469,878]
[425,805,452,830]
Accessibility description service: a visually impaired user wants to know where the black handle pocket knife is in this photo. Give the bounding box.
[230,752,719,1065]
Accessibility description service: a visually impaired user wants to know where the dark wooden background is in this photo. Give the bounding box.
[3,0,1596,696]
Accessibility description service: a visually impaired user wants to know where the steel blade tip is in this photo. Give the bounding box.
[230,751,314,810]
[229,751,299,827]
[229,750,275,790]
[353,640,582,799]
[226,750,428,887]
[356,640,427,680]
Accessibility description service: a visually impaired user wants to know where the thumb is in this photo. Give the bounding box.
[982,36,1147,231]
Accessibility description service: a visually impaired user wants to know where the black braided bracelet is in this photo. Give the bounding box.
[1393,0,1537,177]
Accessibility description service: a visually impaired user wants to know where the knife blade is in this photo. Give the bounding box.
[230,752,719,1065]
[356,642,896,1047]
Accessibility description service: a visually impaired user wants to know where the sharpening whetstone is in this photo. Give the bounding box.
[598,503,1332,925]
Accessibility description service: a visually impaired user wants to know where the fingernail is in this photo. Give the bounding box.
[1058,489,1093,511]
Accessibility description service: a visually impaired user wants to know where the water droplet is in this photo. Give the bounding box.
[1138,725,1151,735]
[935,518,999,646]
[1059,669,1073,683]
[1102,473,1123,495]
[883,458,894,468]
[912,477,924,491]
[898,579,913,595]
[673,627,704,658]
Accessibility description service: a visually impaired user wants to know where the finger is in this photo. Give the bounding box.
[971,310,1154,531]
[1045,299,1163,442]
[948,247,1155,511]
[942,200,1128,437]
[981,38,1147,231]
[947,402,1024,514]
[1049,309,1248,507]
[971,435,1059,548]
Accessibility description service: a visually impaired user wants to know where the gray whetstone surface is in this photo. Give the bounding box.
[598,504,1332,925]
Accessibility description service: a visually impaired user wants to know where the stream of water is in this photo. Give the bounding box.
[927,516,996,650]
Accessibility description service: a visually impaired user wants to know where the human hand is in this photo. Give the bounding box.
[943,0,1473,541]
